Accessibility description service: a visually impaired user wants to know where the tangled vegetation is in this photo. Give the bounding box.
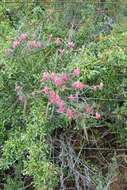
[0,0,127,189]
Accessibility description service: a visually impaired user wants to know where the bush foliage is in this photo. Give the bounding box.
[0,0,127,189]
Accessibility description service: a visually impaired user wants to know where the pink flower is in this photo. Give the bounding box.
[50,72,57,81]
[85,105,93,114]
[42,72,49,81]
[49,91,61,104]
[50,72,68,86]
[61,73,68,82]
[50,73,66,87]
[68,95,76,101]
[55,37,62,46]
[57,100,65,113]
[28,40,42,48]
[28,40,36,48]
[66,108,74,120]
[73,68,80,77]
[57,99,64,107]
[67,41,75,49]
[36,41,42,48]
[19,33,28,41]
[57,106,65,113]
[12,40,20,48]
[72,81,86,90]
[53,74,68,86]
[42,86,49,94]
[95,112,101,120]
[54,77,63,87]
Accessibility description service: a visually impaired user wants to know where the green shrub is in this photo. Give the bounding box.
[0,1,127,189]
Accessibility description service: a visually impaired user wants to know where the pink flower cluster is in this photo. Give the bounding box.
[95,112,101,120]
[66,108,74,120]
[19,33,28,41]
[41,69,85,89]
[84,105,101,120]
[28,40,42,49]
[49,91,63,111]
[12,33,28,48]
[12,33,42,50]
[42,86,49,94]
[41,68,103,121]
[41,87,73,119]
[68,94,77,101]
[72,81,87,90]
[67,41,75,49]
[41,72,68,87]
[12,40,20,49]
[73,68,80,77]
